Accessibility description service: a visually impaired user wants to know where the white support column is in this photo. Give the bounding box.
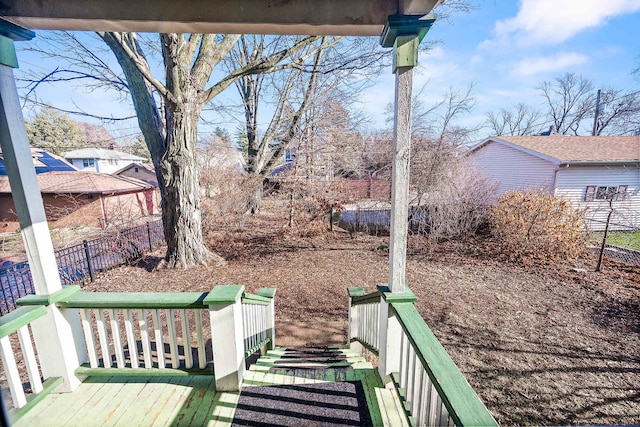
[388,65,412,293]
[0,63,60,297]
[379,21,427,380]
[206,285,246,392]
[0,31,85,392]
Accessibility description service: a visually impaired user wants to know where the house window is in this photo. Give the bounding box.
[134,167,139,173]
[585,185,628,202]
[285,149,296,163]
[83,159,94,167]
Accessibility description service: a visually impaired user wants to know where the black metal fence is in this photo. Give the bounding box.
[0,220,164,315]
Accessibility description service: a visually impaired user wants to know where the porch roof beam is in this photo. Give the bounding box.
[1,0,440,36]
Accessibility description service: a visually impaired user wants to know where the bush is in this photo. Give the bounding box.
[489,190,587,261]
[201,170,260,232]
[282,178,347,238]
[410,155,497,242]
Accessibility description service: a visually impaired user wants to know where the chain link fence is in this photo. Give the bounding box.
[0,220,164,315]
[587,218,640,267]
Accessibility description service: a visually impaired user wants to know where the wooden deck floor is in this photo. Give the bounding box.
[13,348,408,426]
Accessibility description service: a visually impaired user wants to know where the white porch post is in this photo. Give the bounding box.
[0,23,85,391]
[387,36,416,294]
[205,285,246,391]
[377,15,434,380]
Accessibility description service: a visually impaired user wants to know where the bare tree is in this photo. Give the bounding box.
[485,103,544,136]
[227,35,384,213]
[20,31,339,267]
[592,88,640,136]
[538,72,594,135]
[226,36,332,213]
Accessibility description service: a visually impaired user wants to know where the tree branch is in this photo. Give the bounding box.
[99,32,173,103]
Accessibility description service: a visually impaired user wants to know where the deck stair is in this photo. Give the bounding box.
[235,346,409,426]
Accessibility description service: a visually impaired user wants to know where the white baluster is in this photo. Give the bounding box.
[180,310,192,369]
[124,309,138,369]
[0,335,27,408]
[194,310,206,369]
[17,325,43,393]
[108,309,124,368]
[96,309,111,368]
[79,309,98,368]
[151,309,165,369]
[138,309,152,369]
[167,309,179,368]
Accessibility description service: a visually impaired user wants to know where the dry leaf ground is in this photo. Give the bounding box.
[85,199,639,426]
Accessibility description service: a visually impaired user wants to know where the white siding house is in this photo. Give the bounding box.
[469,136,640,231]
[63,147,147,174]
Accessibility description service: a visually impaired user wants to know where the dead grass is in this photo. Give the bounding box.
[85,197,639,425]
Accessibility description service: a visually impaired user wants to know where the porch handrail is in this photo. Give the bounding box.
[348,287,381,354]
[14,285,276,391]
[389,301,498,427]
[52,291,212,373]
[0,305,63,422]
[241,290,275,356]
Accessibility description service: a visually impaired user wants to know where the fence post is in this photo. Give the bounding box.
[82,240,95,282]
[146,221,153,251]
[596,205,614,272]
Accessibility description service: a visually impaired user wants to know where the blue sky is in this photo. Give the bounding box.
[359,0,640,137]
[15,0,640,143]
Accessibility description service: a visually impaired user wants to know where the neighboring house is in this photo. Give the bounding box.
[199,141,245,172]
[469,135,640,231]
[114,162,158,186]
[0,147,77,175]
[0,171,157,231]
[63,147,147,174]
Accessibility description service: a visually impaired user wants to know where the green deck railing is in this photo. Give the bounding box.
[0,305,63,424]
[349,286,497,427]
[14,286,275,376]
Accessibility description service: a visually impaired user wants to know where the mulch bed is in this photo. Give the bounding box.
[87,201,639,426]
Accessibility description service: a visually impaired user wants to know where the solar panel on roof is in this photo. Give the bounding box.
[0,151,77,175]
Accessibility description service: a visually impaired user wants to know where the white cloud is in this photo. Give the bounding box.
[488,0,640,46]
[510,52,590,78]
[425,45,445,59]
[470,54,483,66]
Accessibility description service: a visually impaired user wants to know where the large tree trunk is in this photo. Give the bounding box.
[158,102,223,268]
[246,180,263,215]
[100,32,223,268]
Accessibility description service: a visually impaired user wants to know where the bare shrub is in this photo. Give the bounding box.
[282,178,347,237]
[410,143,497,241]
[201,169,260,232]
[489,190,588,261]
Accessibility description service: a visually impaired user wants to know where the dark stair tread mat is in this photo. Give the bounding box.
[278,353,347,358]
[232,381,372,427]
[267,366,353,377]
[270,358,349,364]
